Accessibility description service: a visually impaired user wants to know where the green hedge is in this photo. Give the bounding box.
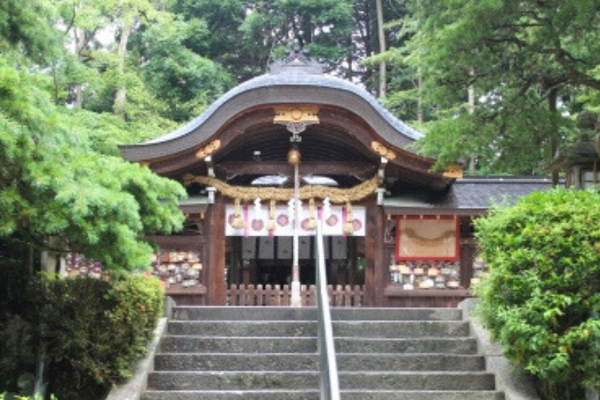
[25,273,163,400]
[1,394,57,400]
[475,188,600,399]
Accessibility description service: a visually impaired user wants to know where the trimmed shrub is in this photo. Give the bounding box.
[27,273,163,400]
[0,315,35,395]
[475,188,600,399]
[1,394,57,400]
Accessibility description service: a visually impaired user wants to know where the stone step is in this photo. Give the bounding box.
[159,336,477,354]
[167,321,317,337]
[332,308,463,322]
[337,353,485,372]
[335,320,469,338]
[336,337,478,354]
[148,371,316,391]
[159,336,317,353]
[167,320,469,338]
[341,391,505,400]
[154,353,318,372]
[143,390,505,400]
[148,371,496,391]
[339,372,496,391]
[154,353,485,372]
[172,307,462,322]
[143,390,319,400]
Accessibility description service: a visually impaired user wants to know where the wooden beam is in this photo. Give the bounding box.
[216,161,377,180]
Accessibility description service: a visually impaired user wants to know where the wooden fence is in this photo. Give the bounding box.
[226,284,364,307]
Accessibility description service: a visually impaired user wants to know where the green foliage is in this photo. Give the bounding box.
[174,0,380,83]
[475,188,600,399]
[2,0,394,126]
[416,96,572,174]
[28,274,163,400]
[57,109,171,157]
[0,394,57,400]
[0,314,35,395]
[0,0,63,65]
[393,0,600,173]
[0,55,186,272]
[139,19,234,122]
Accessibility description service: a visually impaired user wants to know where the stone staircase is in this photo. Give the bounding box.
[142,307,504,400]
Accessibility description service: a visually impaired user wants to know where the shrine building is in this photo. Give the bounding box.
[120,51,552,307]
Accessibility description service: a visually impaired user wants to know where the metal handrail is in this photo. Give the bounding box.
[315,220,341,400]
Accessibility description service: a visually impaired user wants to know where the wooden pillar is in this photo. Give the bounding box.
[460,216,476,289]
[206,198,226,305]
[365,203,385,306]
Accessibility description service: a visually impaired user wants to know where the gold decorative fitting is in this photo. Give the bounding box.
[371,141,397,160]
[443,164,464,179]
[274,106,320,124]
[195,140,221,159]
[287,147,302,165]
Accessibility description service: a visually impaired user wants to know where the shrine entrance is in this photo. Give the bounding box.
[225,236,365,288]
[222,202,367,306]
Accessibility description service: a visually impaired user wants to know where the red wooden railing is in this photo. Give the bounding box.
[226,284,364,307]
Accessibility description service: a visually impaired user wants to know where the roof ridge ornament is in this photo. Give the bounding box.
[269,42,324,75]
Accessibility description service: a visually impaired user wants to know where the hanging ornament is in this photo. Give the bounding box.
[231,198,246,229]
[323,197,331,219]
[343,202,355,235]
[251,198,265,231]
[267,200,277,231]
[254,198,263,219]
[306,198,317,230]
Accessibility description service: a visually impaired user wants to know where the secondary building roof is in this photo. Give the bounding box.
[384,177,554,215]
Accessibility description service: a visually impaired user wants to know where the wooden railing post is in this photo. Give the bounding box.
[226,282,364,308]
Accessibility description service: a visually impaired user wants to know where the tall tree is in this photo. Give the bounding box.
[103,0,168,118]
[375,0,386,98]
[56,0,109,108]
[173,0,356,81]
[135,19,234,122]
[362,2,423,117]
[0,0,186,271]
[402,0,600,174]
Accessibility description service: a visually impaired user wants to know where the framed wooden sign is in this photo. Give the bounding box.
[395,216,460,261]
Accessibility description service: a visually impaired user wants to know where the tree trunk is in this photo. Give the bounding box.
[73,27,87,108]
[417,68,423,124]
[375,0,386,98]
[346,36,354,81]
[113,22,134,118]
[549,89,559,186]
[468,67,476,172]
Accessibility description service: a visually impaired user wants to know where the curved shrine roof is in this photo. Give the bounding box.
[120,62,424,162]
